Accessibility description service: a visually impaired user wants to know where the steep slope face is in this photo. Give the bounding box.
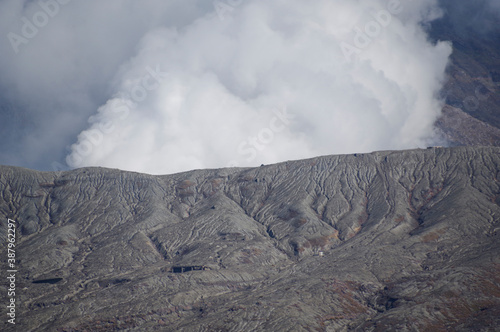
[436,105,500,146]
[1,146,499,331]
[430,4,500,147]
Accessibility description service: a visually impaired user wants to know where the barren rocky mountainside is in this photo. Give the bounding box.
[430,3,500,147]
[1,146,499,331]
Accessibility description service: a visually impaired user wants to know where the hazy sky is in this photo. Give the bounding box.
[0,0,488,175]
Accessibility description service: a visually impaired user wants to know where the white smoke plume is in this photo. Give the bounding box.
[1,0,452,174]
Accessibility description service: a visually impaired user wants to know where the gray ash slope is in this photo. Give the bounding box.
[429,1,500,148]
[1,146,500,331]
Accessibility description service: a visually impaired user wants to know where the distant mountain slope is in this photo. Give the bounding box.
[1,146,499,331]
[436,105,500,146]
[430,3,500,147]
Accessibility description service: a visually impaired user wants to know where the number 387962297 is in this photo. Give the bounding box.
[7,220,16,263]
